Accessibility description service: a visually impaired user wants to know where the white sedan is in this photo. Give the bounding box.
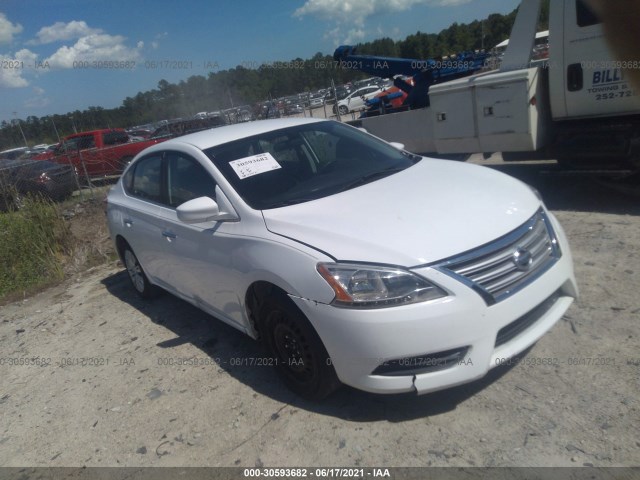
[333,86,384,115]
[107,118,577,400]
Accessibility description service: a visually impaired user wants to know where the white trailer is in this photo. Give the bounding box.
[357,0,640,173]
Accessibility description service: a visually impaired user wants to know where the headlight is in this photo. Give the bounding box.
[317,263,447,308]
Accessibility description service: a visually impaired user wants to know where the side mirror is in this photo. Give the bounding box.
[176,196,221,223]
[389,142,405,151]
[176,187,239,224]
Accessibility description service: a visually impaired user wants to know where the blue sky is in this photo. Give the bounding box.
[0,0,520,123]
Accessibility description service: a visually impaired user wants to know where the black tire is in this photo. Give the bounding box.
[338,105,349,115]
[260,295,340,400]
[122,244,160,298]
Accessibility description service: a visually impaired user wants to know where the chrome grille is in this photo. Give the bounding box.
[436,209,561,305]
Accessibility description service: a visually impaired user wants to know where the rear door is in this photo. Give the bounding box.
[555,0,640,119]
[120,153,168,284]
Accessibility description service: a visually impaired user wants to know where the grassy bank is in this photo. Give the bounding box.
[0,196,72,299]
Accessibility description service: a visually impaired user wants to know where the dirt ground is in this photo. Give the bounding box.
[0,160,638,468]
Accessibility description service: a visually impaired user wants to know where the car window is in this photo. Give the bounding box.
[103,130,129,146]
[62,135,94,151]
[166,152,217,208]
[302,130,338,169]
[205,121,416,210]
[130,155,162,203]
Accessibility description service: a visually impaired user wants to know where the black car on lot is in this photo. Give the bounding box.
[0,158,77,210]
[150,116,228,141]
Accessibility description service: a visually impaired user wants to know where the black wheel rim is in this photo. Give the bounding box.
[270,311,316,384]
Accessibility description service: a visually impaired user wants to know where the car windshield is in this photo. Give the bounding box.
[204,121,419,210]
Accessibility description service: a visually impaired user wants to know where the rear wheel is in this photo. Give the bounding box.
[122,245,159,298]
[260,295,340,400]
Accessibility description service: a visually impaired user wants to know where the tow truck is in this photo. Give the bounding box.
[337,0,640,176]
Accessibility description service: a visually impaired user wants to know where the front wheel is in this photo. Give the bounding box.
[260,296,340,400]
[123,245,160,298]
[338,105,349,115]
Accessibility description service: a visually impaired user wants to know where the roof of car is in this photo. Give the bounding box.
[158,117,328,151]
[0,147,29,154]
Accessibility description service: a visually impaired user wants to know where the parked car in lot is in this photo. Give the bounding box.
[149,116,227,141]
[309,95,325,107]
[34,129,163,178]
[125,128,153,139]
[285,104,304,115]
[333,86,386,115]
[0,158,76,210]
[107,118,577,400]
[0,147,30,160]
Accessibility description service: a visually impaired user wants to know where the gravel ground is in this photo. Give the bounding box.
[0,160,638,468]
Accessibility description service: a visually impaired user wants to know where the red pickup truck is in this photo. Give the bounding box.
[35,129,165,178]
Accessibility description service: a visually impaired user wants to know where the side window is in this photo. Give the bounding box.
[576,0,600,27]
[77,135,96,149]
[131,155,163,203]
[103,131,129,145]
[166,152,217,208]
[63,135,94,151]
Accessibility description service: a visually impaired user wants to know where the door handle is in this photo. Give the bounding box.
[162,231,177,240]
[567,63,584,92]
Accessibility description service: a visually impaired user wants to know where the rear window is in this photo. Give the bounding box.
[103,131,130,146]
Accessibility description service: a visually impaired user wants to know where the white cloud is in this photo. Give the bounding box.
[0,49,37,88]
[151,31,168,50]
[0,55,28,87]
[25,86,50,108]
[15,48,38,64]
[45,33,142,68]
[325,26,365,45]
[295,0,471,42]
[295,0,471,22]
[30,20,100,44]
[0,12,23,44]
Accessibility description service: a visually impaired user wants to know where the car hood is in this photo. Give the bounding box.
[261,159,541,266]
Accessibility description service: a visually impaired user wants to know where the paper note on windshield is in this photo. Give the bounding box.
[230,152,281,179]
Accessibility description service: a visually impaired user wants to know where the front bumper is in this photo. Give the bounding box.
[290,212,578,395]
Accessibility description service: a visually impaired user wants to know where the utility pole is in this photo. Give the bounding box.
[12,112,28,147]
[50,117,61,143]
